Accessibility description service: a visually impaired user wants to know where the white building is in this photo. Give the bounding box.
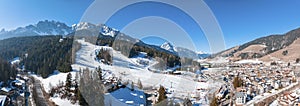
[235,92,247,105]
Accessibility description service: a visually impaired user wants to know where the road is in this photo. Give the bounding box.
[30,76,50,106]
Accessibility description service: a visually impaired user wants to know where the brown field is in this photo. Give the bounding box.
[260,38,300,62]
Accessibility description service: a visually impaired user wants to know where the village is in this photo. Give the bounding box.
[208,60,300,106]
[0,74,30,106]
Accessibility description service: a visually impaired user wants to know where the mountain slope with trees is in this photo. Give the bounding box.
[0,58,17,82]
[0,35,80,78]
[215,27,300,61]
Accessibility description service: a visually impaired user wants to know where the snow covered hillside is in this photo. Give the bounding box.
[72,39,209,97]
[33,39,212,105]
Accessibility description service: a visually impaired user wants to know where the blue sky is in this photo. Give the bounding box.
[0,0,93,30]
[1,0,300,53]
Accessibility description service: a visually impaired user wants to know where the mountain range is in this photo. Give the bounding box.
[0,20,73,39]
[0,20,209,59]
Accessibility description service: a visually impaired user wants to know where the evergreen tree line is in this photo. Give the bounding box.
[0,58,17,83]
[0,35,81,78]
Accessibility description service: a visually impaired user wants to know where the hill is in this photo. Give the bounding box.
[215,27,300,62]
[0,36,79,78]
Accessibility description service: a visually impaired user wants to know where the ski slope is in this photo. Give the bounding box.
[72,39,209,98]
[33,39,211,105]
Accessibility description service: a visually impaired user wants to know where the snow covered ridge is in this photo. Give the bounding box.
[72,22,100,31]
[72,22,119,37]
[160,42,211,59]
[100,25,119,37]
[0,20,118,39]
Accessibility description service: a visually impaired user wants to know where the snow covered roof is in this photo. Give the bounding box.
[109,87,146,106]
[10,57,20,64]
[1,87,12,93]
[0,95,7,106]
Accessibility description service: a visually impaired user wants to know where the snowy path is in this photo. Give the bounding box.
[31,77,50,106]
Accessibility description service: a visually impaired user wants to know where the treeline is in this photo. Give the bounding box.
[0,36,80,78]
[0,58,17,82]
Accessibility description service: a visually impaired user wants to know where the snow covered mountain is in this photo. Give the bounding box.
[0,21,120,40]
[160,42,210,59]
[72,22,100,32]
[0,20,73,39]
[198,53,211,59]
[160,42,176,52]
[72,22,119,37]
[101,25,119,37]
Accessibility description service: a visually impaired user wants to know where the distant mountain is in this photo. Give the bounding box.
[0,20,73,39]
[160,42,176,52]
[0,20,121,40]
[197,51,210,59]
[215,27,300,62]
[160,42,210,59]
[176,47,198,58]
[71,22,119,38]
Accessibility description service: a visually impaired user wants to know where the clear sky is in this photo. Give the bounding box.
[0,0,94,30]
[1,0,300,53]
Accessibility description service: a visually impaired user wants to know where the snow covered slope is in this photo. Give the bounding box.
[72,39,209,97]
[32,39,211,106]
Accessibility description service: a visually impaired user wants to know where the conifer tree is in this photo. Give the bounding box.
[65,72,72,92]
[137,78,143,89]
[157,85,167,104]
